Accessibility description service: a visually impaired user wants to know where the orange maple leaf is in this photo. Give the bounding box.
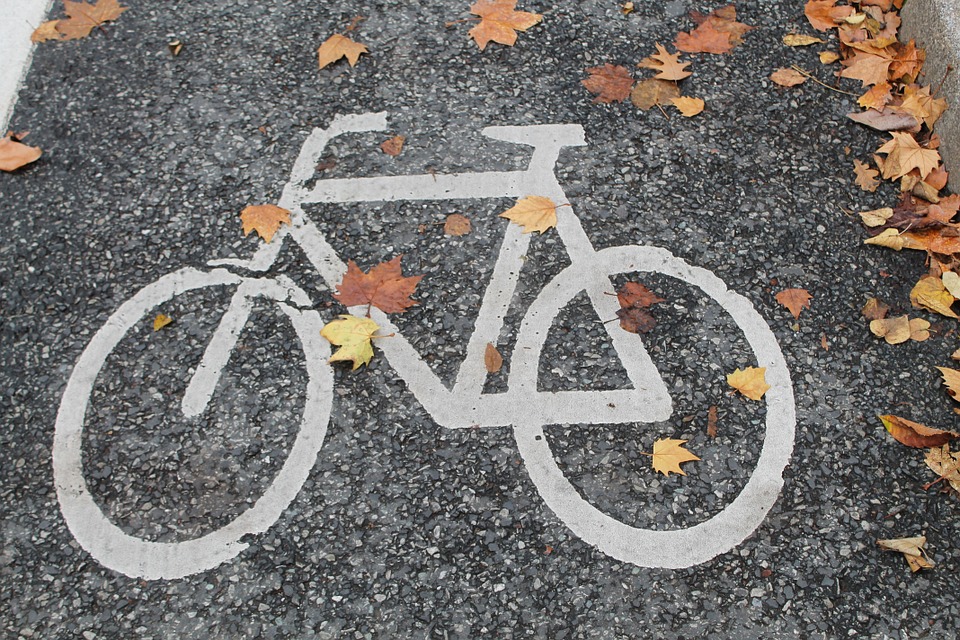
[637,43,691,80]
[318,34,368,69]
[727,367,770,400]
[889,40,924,81]
[650,438,700,476]
[858,82,893,110]
[804,0,854,31]
[853,159,881,192]
[468,0,542,51]
[334,256,423,314]
[876,131,941,180]
[240,204,291,243]
[499,196,558,233]
[775,288,813,319]
[840,51,893,87]
[675,22,734,54]
[380,135,405,156]
[582,64,634,103]
[55,0,127,40]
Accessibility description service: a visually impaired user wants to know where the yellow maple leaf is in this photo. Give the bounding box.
[727,366,770,400]
[651,438,700,476]
[671,96,705,117]
[468,0,542,51]
[910,276,958,319]
[240,204,291,244]
[499,196,557,234]
[320,315,380,370]
[318,34,368,69]
[31,20,62,42]
[56,0,127,40]
[876,131,941,181]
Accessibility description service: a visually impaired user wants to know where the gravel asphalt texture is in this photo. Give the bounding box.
[2,0,959,637]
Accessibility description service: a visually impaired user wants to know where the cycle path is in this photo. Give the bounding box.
[1,1,958,637]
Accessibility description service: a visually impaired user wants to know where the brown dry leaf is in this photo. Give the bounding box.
[637,43,692,81]
[0,134,42,172]
[854,159,881,192]
[858,82,893,110]
[876,132,941,181]
[935,367,960,403]
[820,51,841,64]
[675,22,735,54]
[630,79,680,110]
[380,135,405,156]
[859,207,893,226]
[582,64,634,103]
[770,68,807,87]
[444,214,472,236]
[783,33,825,46]
[707,405,718,438]
[864,228,908,250]
[890,40,925,81]
[499,196,557,234]
[910,276,958,318]
[671,96,704,117]
[621,2,634,15]
[468,0,542,51]
[32,20,62,42]
[898,85,949,129]
[615,282,663,334]
[870,315,930,343]
[727,367,770,401]
[848,108,920,132]
[775,288,813,319]
[484,343,503,373]
[153,314,172,331]
[805,0,855,30]
[55,0,127,40]
[862,297,890,320]
[840,51,893,87]
[651,438,700,476]
[880,414,959,448]
[240,204,291,243]
[877,536,934,572]
[925,445,960,493]
[334,256,423,314]
[318,34,368,69]
[617,282,664,309]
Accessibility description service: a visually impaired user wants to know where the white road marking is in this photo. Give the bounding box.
[0,0,52,132]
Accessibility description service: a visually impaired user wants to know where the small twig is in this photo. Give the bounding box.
[790,65,857,96]
[923,474,950,491]
[444,17,479,27]
[656,103,671,120]
[932,65,953,98]
[344,16,366,32]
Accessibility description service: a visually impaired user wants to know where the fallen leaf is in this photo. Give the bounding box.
[617,282,664,308]
[318,34,368,69]
[775,288,813,319]
[727,367,770,400]
[0,135,42,172]
[55,0,127,40]
[925,444,960,493]
[848,108,920,132]
[910,276,958,318]
[31,20,61,42]
[862,297,890,320]
[858,82,893,110]
[877,536,934,571]
[864,228,909,250]
[485,343,503,373]
[675,22,735,54]
[616,306,656,334]
[854,159,881,192]
[707,405,718,438]
[859,207,893,226]
[880,414,959,448]
[240,204,291,243]
[840,51,893,87]
[621,2,634,15]
[935,367,960,403]
[637,44,692,81]
[444,214,472,236]
[770,68,807,87]
[820,51,841,64]
[153,314,172,331]
[630,78,680,110]
[942,272,960,299]
[651,438,700,476]
[320,315,380,370]
[334,256,422,314]
[499,196,557,234]
[889,39,925,81]
[898,85,948,129]
[615,281,663,334]
[870,315,929,343]
[671,96,705,117]
[468,0,542,51]
[380,135,405,156]
[805,0,855,30]
[783,33,825,46]
[876,131,940,180]
[821,333,830,350]
[582,64,634,103]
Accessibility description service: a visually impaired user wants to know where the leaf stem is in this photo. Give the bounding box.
[789,65,857,96]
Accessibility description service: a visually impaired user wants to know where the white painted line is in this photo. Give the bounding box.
[0,0,52,132]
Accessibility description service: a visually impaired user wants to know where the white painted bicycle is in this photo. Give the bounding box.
[53,112,796,580]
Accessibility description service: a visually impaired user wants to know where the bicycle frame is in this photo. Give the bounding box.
[195,112,673,429]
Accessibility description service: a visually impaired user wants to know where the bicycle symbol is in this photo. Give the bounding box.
[53,112,796,580]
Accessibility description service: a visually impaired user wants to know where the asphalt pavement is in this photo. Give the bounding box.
[2,0,959,638]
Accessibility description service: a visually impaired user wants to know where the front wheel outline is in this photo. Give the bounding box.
[53,268,333,580]
[510,245,796,568]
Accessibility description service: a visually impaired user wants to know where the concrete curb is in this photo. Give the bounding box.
[901,0,960,182]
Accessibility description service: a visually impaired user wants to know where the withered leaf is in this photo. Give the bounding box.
[707,405,718,438]
[804,0,855,30]
[925,445,960,493]
[240,204,291,243]
[880,414,959,448]
[0,134,42,172]
[616,307,657,334]
[770,68,807,87]
[854,159,881,192]
[617,282,664,309]
[55,0,127,40]
[321,315,380,370]
[582,64,634,103]
[848,108,920,132]
[334,256,422,314]
[444,214,472,236]
[783,33,825,46]
[877,536,934,572]
[651,438,700,476]
[318,34,368,69]
[499,196,557,234]
[870,315,930,343]
[630,79,680,110]
[910,276,958,318]
[468,0,542,51]
[484,343,503,373]
[727,367,770,401]
[859,207,893,226]
[935,367,960,403]
[31,20,61,42]
[840,51,893,87]
[820,51,841,64]
[616,282,663,334]
[380,135,405,156]
[876,131,941,180]
[862,297,890,320]
[153,314,172,331]
[775,288,813,319]
[671,96,705,117]
[637,43,692,81]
